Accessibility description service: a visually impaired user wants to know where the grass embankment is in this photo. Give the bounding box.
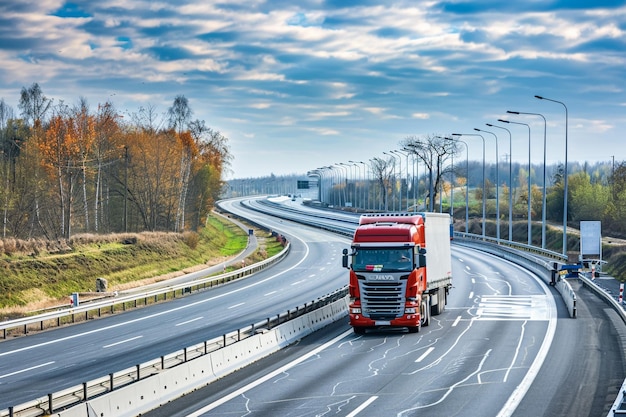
[0,213,284,316]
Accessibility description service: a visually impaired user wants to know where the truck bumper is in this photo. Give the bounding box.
[349,314,420,328]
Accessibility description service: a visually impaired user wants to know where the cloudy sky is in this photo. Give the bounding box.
[1,1,625,179]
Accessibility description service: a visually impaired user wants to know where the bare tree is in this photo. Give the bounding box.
[401,135,456,212]
[369,157,394,211]
[168,95,192,134]
[168,95,193,231]
[18,82,52,126]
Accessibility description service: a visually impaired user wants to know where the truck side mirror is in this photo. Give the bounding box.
[342,248,349,269]
[418,247,427,268]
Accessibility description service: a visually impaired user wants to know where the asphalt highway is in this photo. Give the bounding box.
[2,197,624,417]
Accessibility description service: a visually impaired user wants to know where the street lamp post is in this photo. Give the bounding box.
[392,150,410,211]
[360,161,371,210]
[499,119,532,246]
[403,148,418,212]
[318,166,334,205]
[350,160,366,211]
[475,128,500,242]
[486,123,513,242]
[370,158,382,210]
[535,95,569,256]
[383,151,399,211]
[444,137,469,232]
[453,133,486,238]
[309,169,322,202]
[508,110,547,249]
[347,162,357,207]
[435,136,454,215]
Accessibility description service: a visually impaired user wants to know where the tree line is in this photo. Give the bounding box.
[0,83,231,240]
[234,135,626,240]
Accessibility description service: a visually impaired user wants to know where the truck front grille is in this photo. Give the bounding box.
[359,280,406,319]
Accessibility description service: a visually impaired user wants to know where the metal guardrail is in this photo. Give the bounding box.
[453,231,568,263]
[0,287,348,417]
[0,243,290,339]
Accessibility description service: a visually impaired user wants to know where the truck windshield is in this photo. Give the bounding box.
[352,247,414,272]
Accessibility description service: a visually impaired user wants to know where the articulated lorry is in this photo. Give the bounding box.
[342,212,453,334]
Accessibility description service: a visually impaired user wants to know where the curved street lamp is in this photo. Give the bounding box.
[349,160,367,211]
[402,147,419,212]
[392,149,410,211]
[452,132,486,238]
[499,118,532,246]
[486,123,513,242]
[444,137,469,233]
[508,110,547,249]
[475,127,500,242]
[383,151,400,211]
[535,95,569,255]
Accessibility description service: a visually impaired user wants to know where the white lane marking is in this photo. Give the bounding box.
[504,321,526,382]
[0,361,55,379]
[176,317,203,327]
[0,238,312,358]
[228,302,245,309]
[185,329,354,417]
[407,319,476,375]
[103,335,143,348]
[346,395,378,417]
[468,291,474,299]
[415,347,435,363]
[452,315,462,327]
[264,291,277,296]
[495,260,558,417]
[291,279,305,286]
[402,350,492,414]
[476,295,549,321]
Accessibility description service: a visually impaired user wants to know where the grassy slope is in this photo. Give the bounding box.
[0,214,280,313]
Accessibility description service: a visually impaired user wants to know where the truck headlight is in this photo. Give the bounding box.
[404,307,417,314]
[350,308,362,314]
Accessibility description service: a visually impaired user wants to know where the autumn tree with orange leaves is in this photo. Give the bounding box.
[0,84,230,239]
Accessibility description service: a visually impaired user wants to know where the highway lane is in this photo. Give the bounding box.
[147,243,559,417]
[0,203,350,410]
[514,278,626,417]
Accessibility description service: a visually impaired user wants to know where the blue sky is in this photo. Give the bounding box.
[0,1,625,179]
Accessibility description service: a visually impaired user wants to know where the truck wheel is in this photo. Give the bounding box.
[353,327,366,335]
[408,325,420,333]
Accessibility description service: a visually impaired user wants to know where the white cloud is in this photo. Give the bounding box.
[0,1,624,178]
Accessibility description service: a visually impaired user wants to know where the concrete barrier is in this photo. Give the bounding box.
[54,296,349,417]
[555,278,577,318]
